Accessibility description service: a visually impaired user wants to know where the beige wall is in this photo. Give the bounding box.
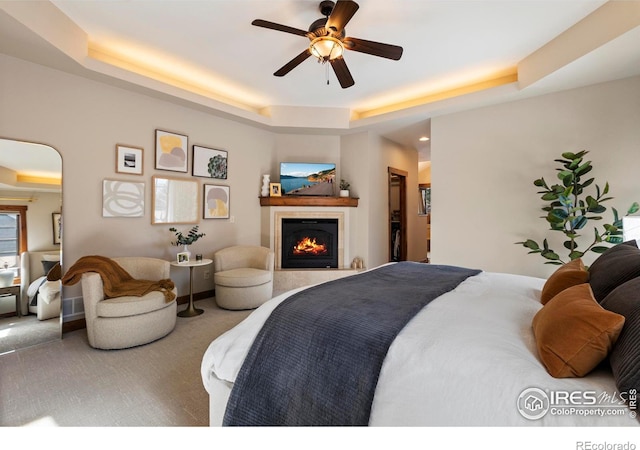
[341,132,425,268]
[431,75,640,279]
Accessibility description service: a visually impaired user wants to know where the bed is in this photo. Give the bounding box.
[201,244,640,426]
[19,251,62,320]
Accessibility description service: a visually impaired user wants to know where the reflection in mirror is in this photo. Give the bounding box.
[0,138,62,354]
[152,176,199,224]
[419,183,431,216]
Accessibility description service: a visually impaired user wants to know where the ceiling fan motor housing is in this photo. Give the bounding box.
[319,1,335,17]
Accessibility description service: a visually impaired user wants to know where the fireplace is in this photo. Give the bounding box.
[281,218,339,269]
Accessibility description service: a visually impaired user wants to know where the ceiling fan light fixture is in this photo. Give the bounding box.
[309,36,344,62]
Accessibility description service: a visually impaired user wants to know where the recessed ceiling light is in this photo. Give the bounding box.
[419,136,430,142]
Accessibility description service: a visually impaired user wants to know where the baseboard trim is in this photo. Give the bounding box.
[177,289,215,305]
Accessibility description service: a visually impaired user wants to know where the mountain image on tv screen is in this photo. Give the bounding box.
[280,163,336,196]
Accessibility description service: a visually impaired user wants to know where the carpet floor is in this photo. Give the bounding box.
[0,298,251,427]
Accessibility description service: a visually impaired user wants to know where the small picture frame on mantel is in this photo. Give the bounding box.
[270,182,282,197]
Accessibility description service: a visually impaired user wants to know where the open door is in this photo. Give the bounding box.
[388,167,407,262]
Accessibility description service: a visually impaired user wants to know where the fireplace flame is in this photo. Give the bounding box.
[293,237,328,255]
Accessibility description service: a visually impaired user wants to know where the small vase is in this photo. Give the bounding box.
[182,244,191,259]
[261,174,270,197]
[339,189,350,198]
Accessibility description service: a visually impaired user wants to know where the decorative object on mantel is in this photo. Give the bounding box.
[351,257,364,269]
[515,150,639,265]
[261,174,270,197]
[169,225,205,259]
[270,182,282,197]
[339,179,350,198]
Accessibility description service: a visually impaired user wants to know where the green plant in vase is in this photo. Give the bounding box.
[169,225,205,256]
[516,150,638,265]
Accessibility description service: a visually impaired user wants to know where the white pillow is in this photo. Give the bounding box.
[27,276,47,299]
[38,280,61,304]
[42,253,61,262]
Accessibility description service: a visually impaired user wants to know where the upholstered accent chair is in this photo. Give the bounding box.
[80,257,177,350]
[213,246,274,310]
[20,250,62,320]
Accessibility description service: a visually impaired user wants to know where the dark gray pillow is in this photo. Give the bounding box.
[601,277,640,397]
[588,241,640,302]
[42,260,57,275]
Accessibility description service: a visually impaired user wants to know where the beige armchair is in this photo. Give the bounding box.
[79,257,177,349]
[213,246,274,310]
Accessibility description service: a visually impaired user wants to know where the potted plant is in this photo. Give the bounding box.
[339,179,350,198]
[516,150,638,265]
[169,225,205,257]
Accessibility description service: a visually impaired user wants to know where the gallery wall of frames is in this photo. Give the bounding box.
[103,129,230,223]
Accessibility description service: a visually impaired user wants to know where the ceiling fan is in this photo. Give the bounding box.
[251,0,403,88]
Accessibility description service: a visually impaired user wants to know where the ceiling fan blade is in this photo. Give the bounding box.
[252,19,309,37]
[344,37,403,60]
[325,0,359,34]
[330,57,355,89]
[274,49,312,77]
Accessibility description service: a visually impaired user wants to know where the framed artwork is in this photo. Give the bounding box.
[115,144,144,175]
[152,176,199,224]
[52,212,62,245]
[203,184,230,219]
[193,145,228,179]
[155,129,188,172]
[270,182,282,197]
[177,252,190,264]
[102,179,145,218]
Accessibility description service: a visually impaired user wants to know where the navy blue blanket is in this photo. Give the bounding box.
[223,262,481,426]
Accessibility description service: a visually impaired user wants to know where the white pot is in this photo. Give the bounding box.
[0,270,14,288]
[339,190,350,198]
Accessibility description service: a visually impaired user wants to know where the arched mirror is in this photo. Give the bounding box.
[0,138,62,354]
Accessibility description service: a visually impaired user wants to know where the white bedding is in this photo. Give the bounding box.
[201,268,638,426]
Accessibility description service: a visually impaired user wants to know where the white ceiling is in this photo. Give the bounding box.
[2,0,640,162]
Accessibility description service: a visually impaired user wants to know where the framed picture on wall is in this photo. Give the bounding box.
[115,144,144,175]
[192,145,228,179]
[52,212,62,245]
[203,184,230,219]
[102,179,145,218]
[155,129,188,172]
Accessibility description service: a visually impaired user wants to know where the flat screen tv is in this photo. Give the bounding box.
[279,162,336,196]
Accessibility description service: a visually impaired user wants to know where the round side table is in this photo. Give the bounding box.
[170,258,213,317]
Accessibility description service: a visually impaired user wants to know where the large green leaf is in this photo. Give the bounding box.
[591,246,610,253]
[629,202,640,214]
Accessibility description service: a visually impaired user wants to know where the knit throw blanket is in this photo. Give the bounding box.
[61,255,176,303]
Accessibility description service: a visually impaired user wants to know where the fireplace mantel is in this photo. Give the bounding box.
[259,196,358,207]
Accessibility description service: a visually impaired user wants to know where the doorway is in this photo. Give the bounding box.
[388,167,407,262]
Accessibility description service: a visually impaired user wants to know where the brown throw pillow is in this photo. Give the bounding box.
[540,258,589,305]
[46,262,62,281]
[532,283,625,378]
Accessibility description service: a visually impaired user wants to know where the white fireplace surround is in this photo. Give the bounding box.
[262,207,350,270]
